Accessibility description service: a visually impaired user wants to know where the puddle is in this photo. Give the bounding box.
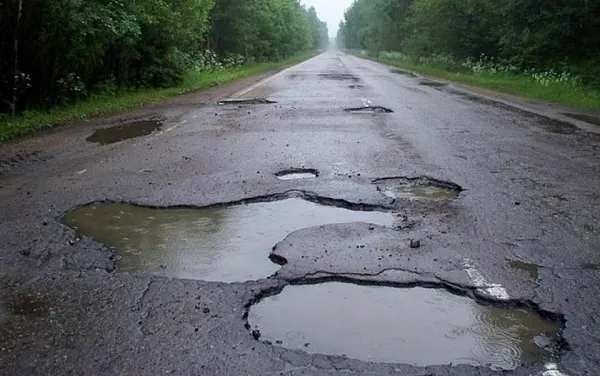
[248,283,562,370]
[218,98,277,105]
[345,106,393,114]
[510,260,540,280]
[390,69,417,78]
[63,198,395,282]
[374,177,462,201]
[276,169,318,180]
[87,119,162,145]
[419,80,448,88]
[319,73,360,82]
[537,118,576,134]
[562,113,600,126]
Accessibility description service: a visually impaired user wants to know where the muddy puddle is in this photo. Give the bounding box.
[248,283,562,370]
[87,119,163,145]
[374,177,462,201]
[276,169,318,180]
[63,198,395,282]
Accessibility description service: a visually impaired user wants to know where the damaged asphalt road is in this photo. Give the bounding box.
[1,51,599,375]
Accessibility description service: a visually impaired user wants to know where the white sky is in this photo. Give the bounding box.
[302,0,354,37]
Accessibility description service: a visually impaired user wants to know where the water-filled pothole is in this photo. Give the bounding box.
[275,169,319,180]
[374,177,462,201]
[562,113,600,126]
[218,98,277,105]
[419,80,448,88]
[87,119,163,145]
[345,106,394,114]
[63,198,395,282]
[319,73,360,82]
[248,283,563,370]
[390,69,417,78]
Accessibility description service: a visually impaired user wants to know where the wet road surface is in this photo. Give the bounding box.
[1,51,599,375]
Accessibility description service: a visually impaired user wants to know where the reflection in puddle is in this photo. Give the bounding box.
[63,199,395,282]
[374,177,462,201]
[87,120,162,145]
[248,283,562,370]
[276,169,318,180]
[510,260,540,280]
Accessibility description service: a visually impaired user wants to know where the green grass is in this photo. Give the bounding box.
[365,55,600,112]
[0,52,317,142]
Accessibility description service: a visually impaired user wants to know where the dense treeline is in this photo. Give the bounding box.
[0,0,328,116]
[337,0,600,85]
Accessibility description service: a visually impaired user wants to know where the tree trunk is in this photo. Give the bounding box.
[11,0,23,118]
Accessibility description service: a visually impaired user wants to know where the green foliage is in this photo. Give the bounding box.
[338,0,600,89]
[0,0,327,115]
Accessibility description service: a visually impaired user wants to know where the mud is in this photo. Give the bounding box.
[86,119,163,145]
[62,197,396,282]
[248,282,562,370]
[373,176,462,201]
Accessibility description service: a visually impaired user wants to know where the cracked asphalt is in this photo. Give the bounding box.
[1,51,599,375]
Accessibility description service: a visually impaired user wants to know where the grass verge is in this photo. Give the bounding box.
[359,54,600,112]
[0,51,317,142]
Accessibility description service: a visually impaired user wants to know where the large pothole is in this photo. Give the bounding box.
[87,119,163,145]
[374,176,463,201]
[62,196,395,282]
[247,282,563,370]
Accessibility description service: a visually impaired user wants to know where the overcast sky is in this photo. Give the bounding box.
[302,0,354,37]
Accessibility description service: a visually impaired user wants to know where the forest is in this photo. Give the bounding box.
[0,0,328,117]
[337,0,600,89]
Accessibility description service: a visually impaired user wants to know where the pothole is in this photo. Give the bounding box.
[537,118,577,134]
[345,106,394,114]
[509,260,540,280]
[87,119,163,145]
[275,169,319,180]
[319,73,360,82]
[62,196,395,282]
[6,295,48,317]
[419,80,448,87]
[390,69,417,78]
[218,98,277,105]
[562,113,600,126]
[247,282,563,370]
[373,176,462,201]
[348,84,364,89]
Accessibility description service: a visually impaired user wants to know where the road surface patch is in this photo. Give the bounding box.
[247,282,563,370]
[62,195,396,282]
[86,119,163,145]
[373,176,462,201]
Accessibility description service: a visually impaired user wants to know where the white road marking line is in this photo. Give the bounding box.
[462,259,510,300]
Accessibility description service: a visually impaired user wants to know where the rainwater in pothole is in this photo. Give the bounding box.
[63,199,395,282]
[375,177,462,201]
[276,169,318,180]
[248,283,562,370]
[510,260,540,280]
[87,119,163,145]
